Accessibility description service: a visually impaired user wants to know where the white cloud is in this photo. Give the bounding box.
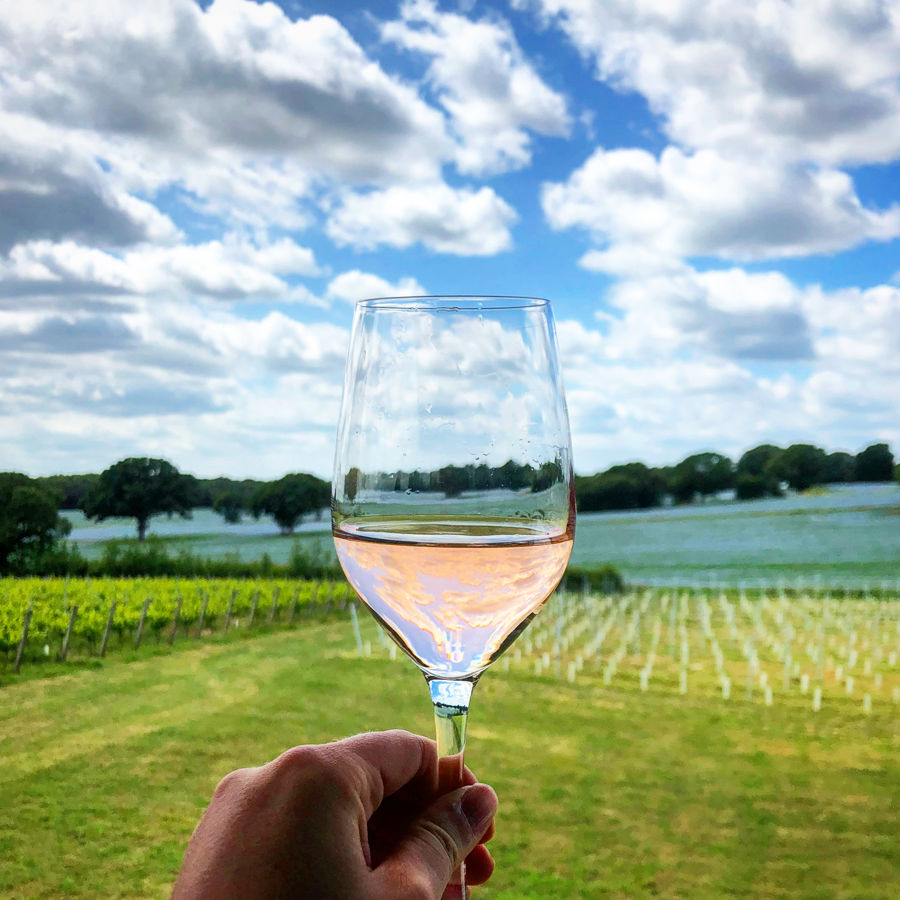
[590,266,815,363]
[327,183,517,255]
[543,146,900,264]
[0,235,324,306]
[555,277,900,471]
[805,283,900,373]
[326,270,426,304]
[0,0,454,231]
[383,0,570,175]
[0,301,350,477]
[527,0,900,166]
[0,115,181,252]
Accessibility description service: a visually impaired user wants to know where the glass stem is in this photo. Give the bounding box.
[428,678,475,897]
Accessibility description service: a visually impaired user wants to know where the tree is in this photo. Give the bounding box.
[574,463,666,512]
[768,443,826,492]
[531,460,564,494]
[737,445,782,477]
[0,473,71,572]
[35,473,99,509]
[735,473,769,500]
[213,492,245,524]
[822,451,856,484]
[736,445,783,499]
[195,476,264,510]
[496,459,532,491]
[667,452,734,504]
[344,467,361,503]
[854,443,894,482]
[252,473,330,534]
[82,458,196,541]
[603,463,666,507]
[437,465,470,498]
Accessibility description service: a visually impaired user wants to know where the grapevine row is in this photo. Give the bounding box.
[0,577,354,669]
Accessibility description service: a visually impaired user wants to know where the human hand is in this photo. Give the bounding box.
[172,730,497,900]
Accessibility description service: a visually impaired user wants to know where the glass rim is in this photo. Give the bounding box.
[356,294,549,311]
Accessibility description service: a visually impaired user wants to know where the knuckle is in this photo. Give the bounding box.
[272,744,321,773]
[212,766,252,800]
[274,744,360,800]
[401,871,435,900]
[415,819,461,875]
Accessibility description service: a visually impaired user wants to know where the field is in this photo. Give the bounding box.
[64,482,900,587]
[1,585,899,898]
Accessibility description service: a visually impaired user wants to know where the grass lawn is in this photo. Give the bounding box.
[1,621,898,899]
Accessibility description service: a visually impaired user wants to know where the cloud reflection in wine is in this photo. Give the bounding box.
[334,527,572,677]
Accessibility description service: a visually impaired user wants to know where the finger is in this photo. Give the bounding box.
[446,844,494,888]
[324,730,437,820]
[377,783,497,898]
[464,844,495,885]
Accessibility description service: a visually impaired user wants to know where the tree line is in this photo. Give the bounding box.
[2,459,330,574]
[2,442,896,574]
[575,442,896,513]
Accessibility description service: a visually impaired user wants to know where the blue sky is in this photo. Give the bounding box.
[1,0,898,479]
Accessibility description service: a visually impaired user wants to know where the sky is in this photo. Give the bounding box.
[1,0,899,481]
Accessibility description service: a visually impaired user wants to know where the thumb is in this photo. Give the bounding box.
[378,783,497,899]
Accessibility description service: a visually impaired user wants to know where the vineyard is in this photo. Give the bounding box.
[0,577,353,673]
[349,583,900,716]
[4,577,900,717]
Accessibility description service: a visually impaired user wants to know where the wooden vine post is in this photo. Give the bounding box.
[168,593,183,646]
[134,597,152,649]
[58,605,79,662]
[287,586,301,624]
[223,589,237,633]
[267,587,280,625]
[99,600,117,658]
[247,590,260,628]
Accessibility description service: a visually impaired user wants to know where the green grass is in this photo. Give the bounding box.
[1,618,898,899]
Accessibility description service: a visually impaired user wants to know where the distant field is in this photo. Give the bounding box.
[65,483,900,587]
[1,591,898,899]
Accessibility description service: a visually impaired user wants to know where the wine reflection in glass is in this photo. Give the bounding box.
[332,296,575,895]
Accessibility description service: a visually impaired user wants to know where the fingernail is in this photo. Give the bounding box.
[461,783,497,833]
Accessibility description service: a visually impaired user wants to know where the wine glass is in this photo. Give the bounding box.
[332,296,575,895]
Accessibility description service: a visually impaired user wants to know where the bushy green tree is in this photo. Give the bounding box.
[213,491,245,524]
[252,473,330,534]
[822,451,856,484]
[35,473,99,509]
[736,445,783,499]
[575,464,666,512]
[437,464,470,498]
[737,444,782,477]
[83,458,196,541]
[667,452,734,504]
[768,444,826,492]
[854,443,894,482]
[496,459,533,491]
[531,460,565,494]
[0,473,72,572]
